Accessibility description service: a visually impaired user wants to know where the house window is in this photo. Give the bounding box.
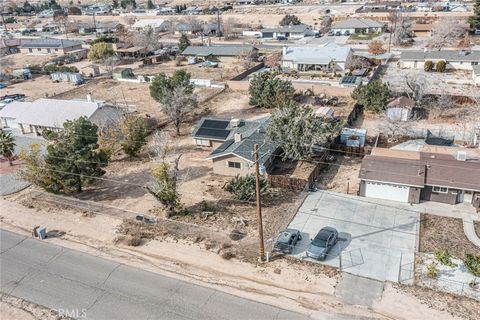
[433,186,448,193]
[37,48,41,51]
[28,48,32,53]
[195,139,210,147]
[47,48,51,53]
[228,161,241,169]
[55,48,59,52]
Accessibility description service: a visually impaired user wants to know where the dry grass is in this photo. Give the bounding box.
[419,213,480,257]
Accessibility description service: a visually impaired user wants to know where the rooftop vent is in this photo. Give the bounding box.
[230,118,243,128]
[234,133,242,142]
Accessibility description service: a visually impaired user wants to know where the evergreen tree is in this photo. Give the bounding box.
[112,0,119,9]
[178,33,190,51]
[146,0,155,10]
[279,14,301,26]
[469,0,480,29]
[267,100,338,160]
[120,114,148,157]
[351,80,390,113]
[248,71,295,108]
[42,117,108,193]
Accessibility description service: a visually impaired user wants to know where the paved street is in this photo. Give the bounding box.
[288,191,418,283]
[1,229,359,320]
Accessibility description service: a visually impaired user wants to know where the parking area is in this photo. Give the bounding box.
[287,191,418,283]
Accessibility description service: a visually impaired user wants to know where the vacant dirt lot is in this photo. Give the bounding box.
[419,213,480,257]
[315,155,363,194]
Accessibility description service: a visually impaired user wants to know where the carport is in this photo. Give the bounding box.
[287,191,418,283]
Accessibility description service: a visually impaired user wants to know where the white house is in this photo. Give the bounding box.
[281,43,353,72]
[331,18,385,35]
[131,19,171,32]
[400,50,480,71]
[386,96,415,122]
[0,97,121,136]
[260,25,314,40]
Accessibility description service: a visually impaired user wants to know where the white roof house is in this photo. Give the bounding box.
[0,98,121,135]
[331,18,385,35]
[131,19,171,31]
[281,43,353,71]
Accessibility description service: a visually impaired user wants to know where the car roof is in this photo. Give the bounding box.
[277,229,298,241]
[316,227,336,240]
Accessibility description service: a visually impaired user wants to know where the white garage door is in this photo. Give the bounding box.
[365,182,410,203]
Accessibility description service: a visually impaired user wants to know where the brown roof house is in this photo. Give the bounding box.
[358,147,480,208]
[192,117,277,176]
[386,96,415,122]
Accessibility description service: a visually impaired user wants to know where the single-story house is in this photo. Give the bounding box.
[131,19,171,32]
[400,50,480,71]
[473,65,480,86]
[260,24,313,40]
[358,147,480,208]
[80,64,100,77]
[182,45,257,62]
[0,97,121,136]
[0,39,22,55]
[386,96,415,122]
[410,23,435,37]
[331,18,385,35]
[112,43,145,59]
[358,1,401,12]
[184,6,202,15]
[20,38,83,55]
[192,117,277,176]
[281,43,353,72]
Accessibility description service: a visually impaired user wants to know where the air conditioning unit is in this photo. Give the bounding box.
[456,151,467,161]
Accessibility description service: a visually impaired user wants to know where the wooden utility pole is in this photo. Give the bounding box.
[254,144,265,262]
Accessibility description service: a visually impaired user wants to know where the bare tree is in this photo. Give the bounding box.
[392,16,414,46]
[222,17,239,40]
[428,18,469,48]
[427,94,455,119]
[403,74,426,103]
[161,86,197,135]
[102,56,119,76]
[345,55,374,71]
[133,26,161,54]
[236,48,258,72]
[377,113,414,143]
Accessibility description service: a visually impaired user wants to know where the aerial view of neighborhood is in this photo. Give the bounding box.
[0,0,480,319]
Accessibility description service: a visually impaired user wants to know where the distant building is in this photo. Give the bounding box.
[260,24,313,40]
[0,39,22,55]
[281,43,353,72]
[331,18,385,35]
[0,97,121,136]
[131,19,171,32]
[400,49,480,71]
[20,38,82,55]
[182,45,257,62]
[358,1,401,12]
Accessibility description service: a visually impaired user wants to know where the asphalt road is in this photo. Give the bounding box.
[0,229,315,320]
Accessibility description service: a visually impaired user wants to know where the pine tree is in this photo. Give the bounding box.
[43,117,108,193]
[248,72,295,108]
[178,34,191,51]
[146,0,154,10]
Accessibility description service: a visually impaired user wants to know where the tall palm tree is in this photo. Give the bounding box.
[0,129,16,166]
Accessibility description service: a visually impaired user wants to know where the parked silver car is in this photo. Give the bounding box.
[306,227,338,260]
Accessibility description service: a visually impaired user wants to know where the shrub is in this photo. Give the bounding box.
[221,251,236,260]
[436,60,446,72]
[126,235,142,246]
[44,64,79,75]
[225,173,267,201]
[434,248,456,267]
[463,254,480,277]
[424,60,433,72]
[427,262,439,278]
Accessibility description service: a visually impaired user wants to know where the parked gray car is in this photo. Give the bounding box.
[273,229,302,254]
[306,227,338,260]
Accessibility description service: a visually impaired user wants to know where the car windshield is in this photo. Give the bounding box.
[276,232,291,244]
[311,238,327,247]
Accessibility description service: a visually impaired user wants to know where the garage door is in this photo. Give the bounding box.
[365,182,410,203]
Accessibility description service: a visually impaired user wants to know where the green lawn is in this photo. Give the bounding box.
[349,32,381,41]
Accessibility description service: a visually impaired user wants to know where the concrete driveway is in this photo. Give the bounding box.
[287,191,418,283]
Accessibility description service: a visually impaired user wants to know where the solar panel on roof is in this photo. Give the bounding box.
[202,119,229,129]
[211,139,234,154]
[196,128,230,140]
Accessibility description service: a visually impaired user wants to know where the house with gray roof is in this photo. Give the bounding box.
[331,18,385,35]
[192,117,277,176]
[20,38,82,55]
[182,45,257,62]
[0,97,121,137]
[260,24,313,40]
[400,49,480,71]
[281,42,353,72]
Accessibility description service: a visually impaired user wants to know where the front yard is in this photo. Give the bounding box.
[348,32,381,41]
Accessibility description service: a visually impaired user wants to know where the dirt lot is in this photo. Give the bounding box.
[1,75,76,101]
[419,213,480,258]
[315,155,363,194]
